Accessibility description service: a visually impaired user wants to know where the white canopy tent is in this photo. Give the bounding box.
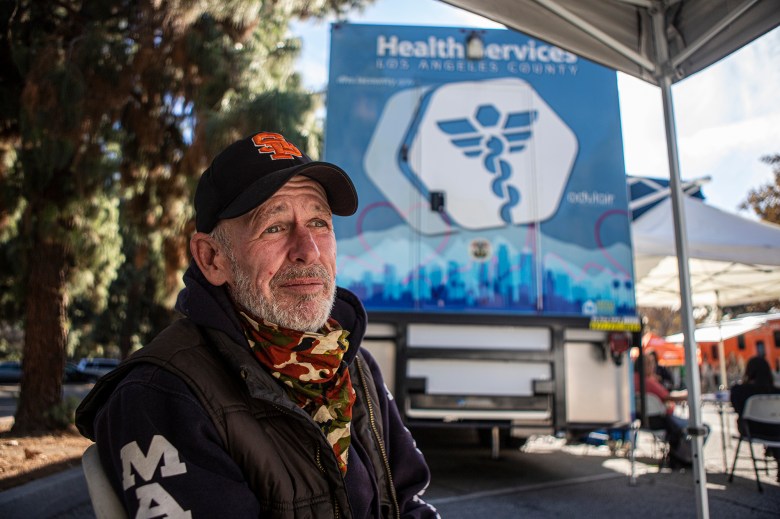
[438,1,780,516]
[634,195,780,308]
[666,313,780,344]
[439,0,780,86]
[632,192,780,391]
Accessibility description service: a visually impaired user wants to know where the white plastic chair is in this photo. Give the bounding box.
[728,393,780,492]
[82,443,128,518]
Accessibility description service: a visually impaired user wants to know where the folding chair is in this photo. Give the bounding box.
[629,393,670,484]
[727,394,780,492]
[642,393,670,463]
[82,443,128,518]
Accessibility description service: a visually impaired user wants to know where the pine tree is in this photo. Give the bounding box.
[0,0,372,433]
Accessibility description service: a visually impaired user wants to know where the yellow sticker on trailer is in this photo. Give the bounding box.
[589,317,641,332]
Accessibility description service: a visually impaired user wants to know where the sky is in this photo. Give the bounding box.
[291,0,780,217]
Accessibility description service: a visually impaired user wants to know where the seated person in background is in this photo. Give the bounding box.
[726,352,745,387]
[635,354,705,467]
[650,351,676,391]
[730,355,780,481]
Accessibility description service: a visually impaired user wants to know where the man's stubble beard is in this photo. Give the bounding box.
[229,257,336,333]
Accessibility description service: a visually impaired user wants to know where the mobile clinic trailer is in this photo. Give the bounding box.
[325,23,640,447]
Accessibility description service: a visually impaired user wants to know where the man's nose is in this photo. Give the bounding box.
[288,226,320,264]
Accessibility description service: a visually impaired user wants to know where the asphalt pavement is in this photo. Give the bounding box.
[421,425,780,518]
[0,398,778,518]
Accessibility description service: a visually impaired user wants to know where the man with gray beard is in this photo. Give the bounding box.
[76,131,438,519]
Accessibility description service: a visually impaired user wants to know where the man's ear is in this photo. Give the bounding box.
[190,232,232,286]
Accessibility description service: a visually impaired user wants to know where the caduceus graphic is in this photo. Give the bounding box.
[437,104,538,224]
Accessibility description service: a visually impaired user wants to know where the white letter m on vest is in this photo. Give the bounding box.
[121,435,187,490]
[121,435,191,519]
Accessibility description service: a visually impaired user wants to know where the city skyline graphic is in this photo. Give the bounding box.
[337,225,636,316]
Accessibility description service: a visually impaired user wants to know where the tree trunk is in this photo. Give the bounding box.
[12,235,68,434]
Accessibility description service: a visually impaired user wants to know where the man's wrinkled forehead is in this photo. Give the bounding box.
[250,176,332,220]
[287,175,329,199]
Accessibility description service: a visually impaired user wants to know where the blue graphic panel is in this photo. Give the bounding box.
[325,23,635,317]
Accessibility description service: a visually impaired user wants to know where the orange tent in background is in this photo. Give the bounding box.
[642,333,702,367]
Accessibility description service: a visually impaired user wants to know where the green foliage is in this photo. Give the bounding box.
[0,322,24,360]
[44,395,81,429]
[66,192,124,310]
[0,141,26,323]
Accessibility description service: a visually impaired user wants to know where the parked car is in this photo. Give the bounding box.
[64,361,95,383]
[76,358,119,381]
[0,360,22,383]
[0,359,108,384]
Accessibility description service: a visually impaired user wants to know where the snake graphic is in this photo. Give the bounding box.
[437,105,536,225]
[484,136,521,223]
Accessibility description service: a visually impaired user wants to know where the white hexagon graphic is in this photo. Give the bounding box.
[365,77,578,234]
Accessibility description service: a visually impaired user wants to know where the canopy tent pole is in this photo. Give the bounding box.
[652,8,709,519]
[716,290,728,390]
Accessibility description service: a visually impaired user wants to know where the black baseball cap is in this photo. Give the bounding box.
[194,131,358,233]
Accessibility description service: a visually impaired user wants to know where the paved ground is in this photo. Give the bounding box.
[418,405,780,518]
[0,400,778,518]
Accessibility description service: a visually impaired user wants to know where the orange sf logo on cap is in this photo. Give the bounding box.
[251,132,303,160]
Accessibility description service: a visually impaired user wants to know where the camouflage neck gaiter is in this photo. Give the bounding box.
[237,311,356,474]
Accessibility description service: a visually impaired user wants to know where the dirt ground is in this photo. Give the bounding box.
[0,421,93,491]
